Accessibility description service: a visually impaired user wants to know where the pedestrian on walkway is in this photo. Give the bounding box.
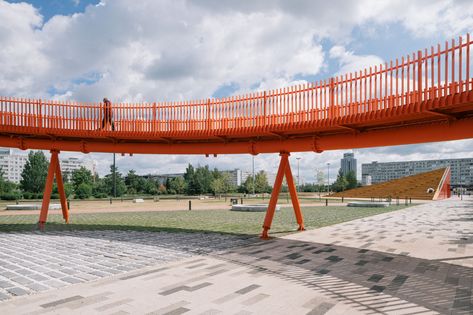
[101,97,115,131]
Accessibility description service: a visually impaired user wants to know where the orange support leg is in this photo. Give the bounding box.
[38,150,58,230]
[54,152,69,223]
[260,152,289,239]
[284,160,305,231]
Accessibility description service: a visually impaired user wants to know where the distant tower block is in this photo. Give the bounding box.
[341,152,357,178]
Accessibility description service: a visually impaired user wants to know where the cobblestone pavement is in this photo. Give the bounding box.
[0,197,472,314]
[0,231,254,301]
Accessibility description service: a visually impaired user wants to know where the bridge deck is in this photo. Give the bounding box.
[0,35,472,154]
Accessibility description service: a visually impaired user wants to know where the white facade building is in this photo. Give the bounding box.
[220,169,242,186]
[362,158,473,188]
[60,157,96,179]
[0,149,96,184]
[0,149,27,183]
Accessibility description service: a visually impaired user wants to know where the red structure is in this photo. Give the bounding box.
[1,35,472,237]
[435,167,452,200]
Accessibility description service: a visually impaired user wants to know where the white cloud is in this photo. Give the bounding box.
[329,45,384,75]
[1,0,473,182]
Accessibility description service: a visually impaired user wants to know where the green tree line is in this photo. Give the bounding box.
[0,151,273,200]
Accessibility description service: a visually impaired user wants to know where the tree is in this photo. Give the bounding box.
[92,177,109,198]
[143,178,158,195]
[243,176,254,194]
[0,167,19,200]
[168,177,186,195]
[315,169,325,186]
[255,171,271,193]
[184,164,196,195]
[75,183,92,199]
[20,151,48,193]
[193,165,213,194]
[345,170,357,190]
[125,170,145,194]
[0,168,15,194]
[72,167,93,192]
[184,164,214,195]
[158,183,167,194]
[103,165,126,197]
[332,169,348,192]
[211,173,235,196]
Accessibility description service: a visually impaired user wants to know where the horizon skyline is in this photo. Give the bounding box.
[3,143,473,185]
[1,0,472,183]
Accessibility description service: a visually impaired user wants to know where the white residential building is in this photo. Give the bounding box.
[0,149,96,184]
[362,158,473,188]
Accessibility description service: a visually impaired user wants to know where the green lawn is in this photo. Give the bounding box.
[0,205,408,236]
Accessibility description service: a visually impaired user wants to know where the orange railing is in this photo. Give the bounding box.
[0,35,472,138]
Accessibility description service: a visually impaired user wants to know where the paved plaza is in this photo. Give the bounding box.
[0,197,472,314]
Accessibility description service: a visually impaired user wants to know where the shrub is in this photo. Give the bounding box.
[0,192,20,200]
[75,183,92,199]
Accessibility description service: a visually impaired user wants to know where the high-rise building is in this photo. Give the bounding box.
[60,157,96,179]
[220,169,242,186]
[340,152,357,178]
[0,150,28,183]
[0,149,96,184]
[362,158,473,188]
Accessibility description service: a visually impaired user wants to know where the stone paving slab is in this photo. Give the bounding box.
[0,255,403,315]
[0,230,254,301]
[0,196,472,314]
[284,196,473,266]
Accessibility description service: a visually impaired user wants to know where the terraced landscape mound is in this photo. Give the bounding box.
[330,168,449,200]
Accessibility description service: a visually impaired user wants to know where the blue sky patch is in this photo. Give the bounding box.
[7,0,100,21]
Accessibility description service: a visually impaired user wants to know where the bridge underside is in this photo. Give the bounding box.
[1,101,472,156]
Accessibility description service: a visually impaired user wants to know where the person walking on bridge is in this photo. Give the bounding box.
[101,97,115,131]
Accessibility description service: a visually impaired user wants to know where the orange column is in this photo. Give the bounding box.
[261,152,289,239]
[284,160,305,231]
[38,150,58,229]
[54,152,69,223]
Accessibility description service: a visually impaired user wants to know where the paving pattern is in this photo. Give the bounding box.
[0,196,471,314]
[0,231,253,301]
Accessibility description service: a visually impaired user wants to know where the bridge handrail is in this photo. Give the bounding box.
[0,34,471,136]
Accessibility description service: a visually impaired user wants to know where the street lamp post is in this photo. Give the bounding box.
[327,163,330,195]
[113,153,116,198]
[296,157,301,192]
[252,155,255,196]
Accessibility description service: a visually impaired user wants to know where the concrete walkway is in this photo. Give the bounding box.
[0,197,472,314]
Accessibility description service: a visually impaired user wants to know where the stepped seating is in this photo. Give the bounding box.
[330,168,448,200]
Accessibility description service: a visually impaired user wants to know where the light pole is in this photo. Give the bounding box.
[113,153,116,198]
[296,157,301,192]
[252,155,255,195]
[327,162,330,195]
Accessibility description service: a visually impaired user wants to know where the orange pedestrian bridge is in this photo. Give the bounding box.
[1,35,473,238]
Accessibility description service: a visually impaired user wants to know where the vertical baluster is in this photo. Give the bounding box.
[424,48,428,100]
[408,54,412,105]
[383,62,387,109]
[459,36,463,92]
[452,38,455,94]
[375,65,379,110]
[363,69,366,112]
[445,40,449,96]
[467,33,470,91]
[437,44,441,98]
[354,73,357,115]
[430,46,434,100]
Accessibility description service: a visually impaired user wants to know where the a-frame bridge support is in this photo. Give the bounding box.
[261,152,305,239]
[38,150,69,230]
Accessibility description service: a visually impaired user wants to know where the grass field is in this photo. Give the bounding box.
[0,205,408,236]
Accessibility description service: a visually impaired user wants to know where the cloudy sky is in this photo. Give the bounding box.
[1,0,473,182]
